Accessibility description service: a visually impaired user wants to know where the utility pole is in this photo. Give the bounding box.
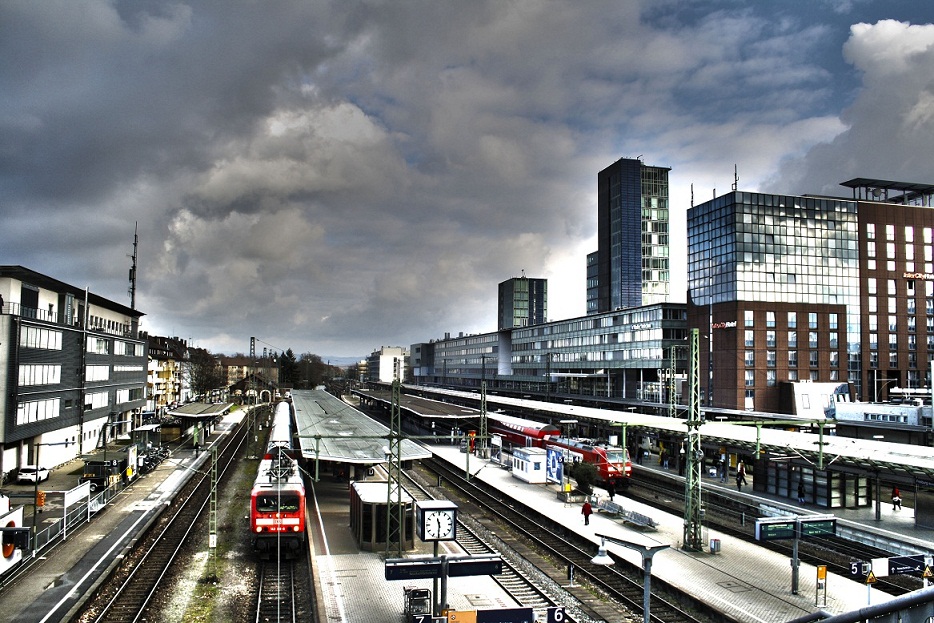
[385,361,405,556]
[683,328,704,551]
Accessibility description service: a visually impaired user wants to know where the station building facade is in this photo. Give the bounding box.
[410,302,688,402]
[687,179,934,413]
[0,266,148,478]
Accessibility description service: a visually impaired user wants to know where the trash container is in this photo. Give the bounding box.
[709,538,721,553]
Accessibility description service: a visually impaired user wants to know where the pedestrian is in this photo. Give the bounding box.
[660,449,668,469]
[606,482,615,502]
[797,480,806,504]
[736,460,747,490]
[892,487,902,511]
[582,500,593,525]
[0,293,4,312]
[719,458,726,482]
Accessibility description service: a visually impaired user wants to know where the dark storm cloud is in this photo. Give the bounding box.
[2,1,933,357]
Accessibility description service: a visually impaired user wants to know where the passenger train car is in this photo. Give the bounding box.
[250,399,306,558]
[487,413,632,487]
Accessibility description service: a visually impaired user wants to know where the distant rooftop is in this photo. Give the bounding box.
[840,178,934,205]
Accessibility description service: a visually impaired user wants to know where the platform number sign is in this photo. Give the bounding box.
[408,616,444,623]
[547,606,566,623]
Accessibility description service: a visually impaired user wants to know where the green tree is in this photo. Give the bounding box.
[568,461,597,495]
[185,348,226,400]
[279,348,299,385]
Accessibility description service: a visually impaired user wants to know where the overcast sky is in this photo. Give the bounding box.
[3,1,934,360]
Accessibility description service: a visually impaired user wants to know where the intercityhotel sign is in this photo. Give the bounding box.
[904,271,934,280]
[711,321,737,330]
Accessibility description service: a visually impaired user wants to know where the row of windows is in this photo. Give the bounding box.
[744,350,839,368]
[20,326,62,350]
[87,365,110,382]
[865,223,934,244]
[19,364,62,386]
[16,397,60,425]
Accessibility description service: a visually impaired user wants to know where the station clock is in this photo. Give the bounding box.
[415,500,458,541]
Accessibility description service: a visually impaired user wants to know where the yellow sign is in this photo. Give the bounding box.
[817,565,827,580]
[866,571,877,584]
[924,566,933,579]
[448,611,477,623]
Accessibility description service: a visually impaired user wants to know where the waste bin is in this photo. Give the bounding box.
[709,538,721,553]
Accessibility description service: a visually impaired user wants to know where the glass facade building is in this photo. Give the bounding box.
[687,191,861,411]
[592,158,671,314]
[498,276,547,330]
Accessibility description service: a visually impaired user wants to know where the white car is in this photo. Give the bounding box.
[17,465,50,484]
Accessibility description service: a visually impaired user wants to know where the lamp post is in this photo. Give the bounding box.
[591,534,669,623]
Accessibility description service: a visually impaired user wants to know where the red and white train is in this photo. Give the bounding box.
[250,399,306,558]
[487,413,632,488]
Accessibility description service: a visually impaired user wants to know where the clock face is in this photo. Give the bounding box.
[424,509,455,540]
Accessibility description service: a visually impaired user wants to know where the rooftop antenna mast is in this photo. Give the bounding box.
[731,164,739,191]
[128,222,138,310]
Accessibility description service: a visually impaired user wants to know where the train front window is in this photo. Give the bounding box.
[256,494,301,513]
[605,450,625,463]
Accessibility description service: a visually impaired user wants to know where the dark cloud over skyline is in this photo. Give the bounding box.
[2,1,934,358]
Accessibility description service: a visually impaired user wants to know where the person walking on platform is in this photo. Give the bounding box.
[582,500,593,525]
[606,482,615,502]
[892,487,902,511]
[736,460,747,491]
[797,480,806,504]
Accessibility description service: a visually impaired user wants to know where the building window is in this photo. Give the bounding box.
[787,311,796,329]
[829,313,838,330]
[745,350,755,366]
[767,370,776,386]
[808,313,817,329]
[767,331,776,348]
[788,351,798,367]
[788,331,797,348]
[829,332,838,349]
[745,330,754,348]
[809,351,819,367]
[767,351,776,367]
[830,351,839,368]
[766,311,776,328]
[745,370,755,386]
[745,310,754,327]
[867,223,876,239]
[809,332,818,348]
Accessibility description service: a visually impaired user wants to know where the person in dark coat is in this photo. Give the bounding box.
[892,487,902,511]
[606,481,616,502]
[797,480,806,504]
[582,501,593,525]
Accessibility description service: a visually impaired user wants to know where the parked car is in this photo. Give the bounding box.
[17,465,50,484]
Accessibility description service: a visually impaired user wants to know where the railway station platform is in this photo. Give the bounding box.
[0,412,243,623]
[308,475,535,623]
[429,444,933,623]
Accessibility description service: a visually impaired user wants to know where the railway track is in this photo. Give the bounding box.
[419,457,717,623]
[625,469,924,596]
[400,470,566,618]
[256,561,296,623]
[75,421,249,623]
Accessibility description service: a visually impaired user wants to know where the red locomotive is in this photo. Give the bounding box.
[487,413,631,487]
[250,400,306,558]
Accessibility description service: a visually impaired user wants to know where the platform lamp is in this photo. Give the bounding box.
[591,534,669,623]
[31,440,73,555]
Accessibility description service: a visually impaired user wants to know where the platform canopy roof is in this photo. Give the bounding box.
[292,389,431,464]
[167,402,233,419]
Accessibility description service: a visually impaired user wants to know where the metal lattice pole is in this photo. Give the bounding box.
[683,328,704,551]
[209,446,218,578]
[385,373,405,556]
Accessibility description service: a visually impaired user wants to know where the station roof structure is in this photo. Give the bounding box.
[840,178,934,203]
[167,402,233,419]
[291,389,431,464]
[405,386,934,480]
[354,388,481,420]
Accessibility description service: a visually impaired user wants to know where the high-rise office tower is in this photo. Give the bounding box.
[590,157,671,314]
[498,275,547,330]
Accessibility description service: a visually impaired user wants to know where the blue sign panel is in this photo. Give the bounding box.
[476,607,535,623]
[546,448,563,484]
